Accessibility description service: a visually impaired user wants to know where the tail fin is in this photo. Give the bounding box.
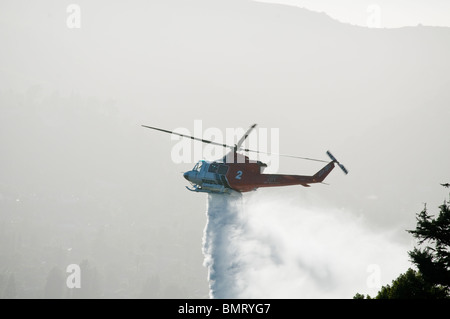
[312,151,348,183]
[313,161,335,182]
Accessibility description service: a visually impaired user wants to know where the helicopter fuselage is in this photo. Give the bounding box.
[183,152,336,194]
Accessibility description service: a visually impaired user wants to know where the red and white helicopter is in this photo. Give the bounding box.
[142,124,348,194]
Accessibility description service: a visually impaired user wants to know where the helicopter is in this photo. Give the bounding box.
[142,123,348,194]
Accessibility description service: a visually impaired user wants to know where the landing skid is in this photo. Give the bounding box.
[185,185,236,195]
[185,185,210,193]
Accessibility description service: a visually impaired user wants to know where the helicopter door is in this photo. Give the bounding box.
[218,165,230,188]
[220,175,231,188]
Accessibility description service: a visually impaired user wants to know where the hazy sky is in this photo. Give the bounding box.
[257,0,450,27]
[1,0,449,299]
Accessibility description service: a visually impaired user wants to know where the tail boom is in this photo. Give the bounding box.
[253,161,336,189]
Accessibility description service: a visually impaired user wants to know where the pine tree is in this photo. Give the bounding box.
[375,268,447,299]
[407,188,450,295]
[354,185,450,299]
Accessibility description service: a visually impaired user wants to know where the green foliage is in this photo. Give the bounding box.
[354,268,446,299]
[407,199,450,291]
[375,268,447,299]
[352,292,371,299]
[355,186,450,299]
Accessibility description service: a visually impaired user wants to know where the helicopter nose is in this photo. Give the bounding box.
[183,172,190,181]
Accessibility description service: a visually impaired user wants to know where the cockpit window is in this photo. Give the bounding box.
[193,161,203,172]
[218,165,229,175]
[208,163,219,173]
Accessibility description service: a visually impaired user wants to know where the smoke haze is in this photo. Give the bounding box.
[1,0,449,298]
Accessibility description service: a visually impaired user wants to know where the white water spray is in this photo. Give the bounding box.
[202,191,411,298]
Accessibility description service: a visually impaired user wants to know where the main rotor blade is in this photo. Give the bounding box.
[141,125,234,148]
[235,123,257,150]
[239,148,329,163]
[143,124,329,163]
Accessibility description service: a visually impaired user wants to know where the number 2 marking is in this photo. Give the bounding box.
[235,171,243,180]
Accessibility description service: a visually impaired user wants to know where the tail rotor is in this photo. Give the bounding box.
[326,150,349,175]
